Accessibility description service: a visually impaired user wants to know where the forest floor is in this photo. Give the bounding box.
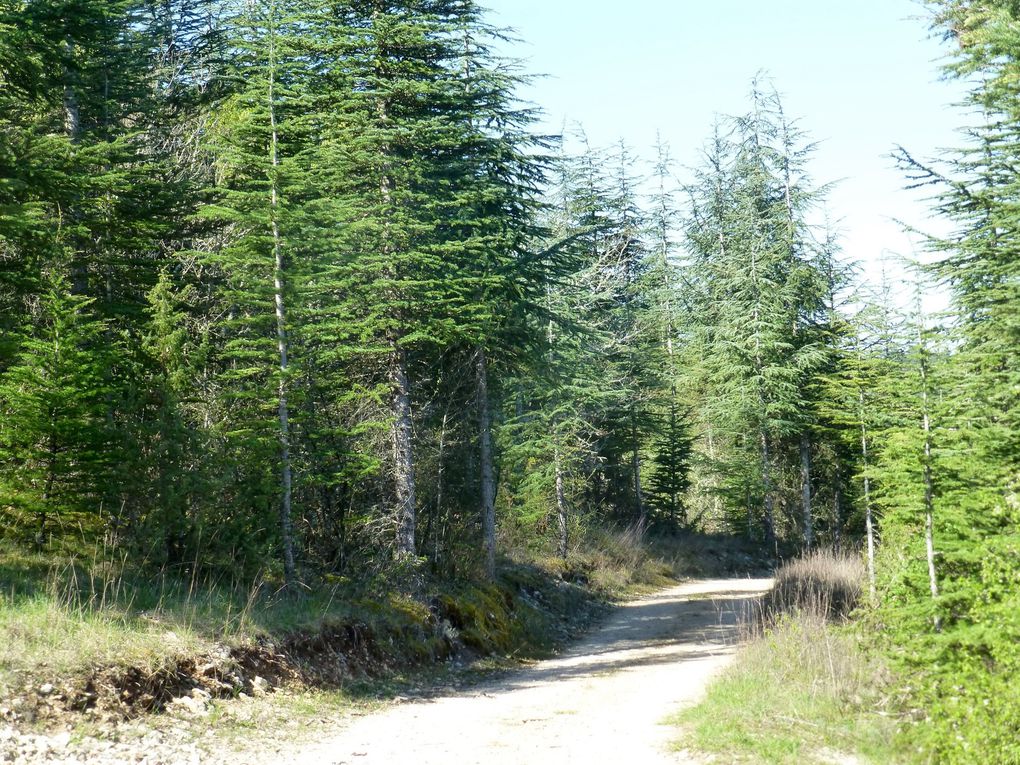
[1,577,771,764]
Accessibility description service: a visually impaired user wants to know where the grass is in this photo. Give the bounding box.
[0,526,768,733]
[0,529,625,702]
[0,542,463,701]
[761,549,865,623]
[672,550,915,765]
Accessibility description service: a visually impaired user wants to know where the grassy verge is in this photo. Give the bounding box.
[0,526,755,726]
[671,551,915,765]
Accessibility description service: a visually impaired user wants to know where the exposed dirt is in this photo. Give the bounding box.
[1,578,769,764]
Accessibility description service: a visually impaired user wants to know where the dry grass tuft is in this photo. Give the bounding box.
[761,549,865,624]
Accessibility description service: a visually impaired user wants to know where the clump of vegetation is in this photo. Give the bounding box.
[536,525,676,595]
[0,527,667,723]
[761,549,865,623]
[674,551,907,764]
[672,613,905,765]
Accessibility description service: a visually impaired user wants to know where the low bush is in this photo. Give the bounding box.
[761,549,864,623]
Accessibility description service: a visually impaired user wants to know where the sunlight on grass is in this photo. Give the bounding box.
[670,612,910,764]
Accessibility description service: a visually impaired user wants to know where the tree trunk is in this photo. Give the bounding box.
[631,408,646,533]
[707,426,722,521]
[62,35,88,296]
[555,448,568,560]
[433,409,449,568]
[860,389,876,602]
[63,37,81,142]
[760,431,777,556]
[391,341,417,558]
[267,11,297,589]
[832,466,843,554]
[800,432,813,549]
[919,338,940,630]
[476,348,497,579]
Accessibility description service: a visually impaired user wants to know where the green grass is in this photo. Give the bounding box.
[0,527,765,725]
[0,536,605,701]
[0,543,455,696]
[671,606,914,764]
[669,548,908,764]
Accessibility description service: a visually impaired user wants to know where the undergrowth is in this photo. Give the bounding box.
[0,525,738,721]
[673,550,912,765]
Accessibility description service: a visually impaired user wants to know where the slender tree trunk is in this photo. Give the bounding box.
[760,430,777,556]
[62,35,88,296]
[707,426,722,520]
[832,466,843,554]
[631,408,645,533]
[369,24,417,563]
[555,448,568,560]
[391,342,417,558]
[434,409,449,568]
[63,49,81,141]
[668,401,678,528]
[859,389,876,602]
[919,337,940,630]
[267,13,296,589]
[476,348,497,579]
[38,431,56,550]
[800,432,813,549]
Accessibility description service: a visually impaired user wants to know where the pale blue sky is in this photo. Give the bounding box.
[484,0,968,300]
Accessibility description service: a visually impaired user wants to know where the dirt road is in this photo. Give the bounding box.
[287,578,771,765]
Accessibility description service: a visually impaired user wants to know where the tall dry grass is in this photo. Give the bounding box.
[760,548,865,624]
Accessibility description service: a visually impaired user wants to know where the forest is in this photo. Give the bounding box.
[0,0,1018,762]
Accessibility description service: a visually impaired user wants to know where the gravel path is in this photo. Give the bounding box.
[287,577,772,765]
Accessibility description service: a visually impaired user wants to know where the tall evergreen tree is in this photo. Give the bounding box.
[682,84,832,549]
[0,270,112,543]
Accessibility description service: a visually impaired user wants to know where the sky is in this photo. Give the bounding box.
[482,0,969,305]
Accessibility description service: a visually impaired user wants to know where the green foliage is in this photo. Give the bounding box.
[0,270,113,537]
[862,4,1020,761]
[672,614,907,764]
[646,403,695,528]
[680,84,841,545]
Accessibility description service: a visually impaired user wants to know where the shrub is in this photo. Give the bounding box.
[761,549,865,624]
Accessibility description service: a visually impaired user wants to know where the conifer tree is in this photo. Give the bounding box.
[0,270,111,543]
[682,84,831,549]
[202,0,322,585]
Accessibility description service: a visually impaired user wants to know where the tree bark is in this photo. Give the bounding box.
[555,448,568,560]
[800,432,813,549]
[62,35,89,296]
[476,348,497,579]
[631,408,646,533]
[919,337,940,630]
[832,466,843,554]
[859,389,876,602]
[433,409,449,568]
[267,9,297,589]
[760,431,777,557]
[391,342,417,558]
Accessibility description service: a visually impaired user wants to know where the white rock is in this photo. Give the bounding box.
[251,676,270,697]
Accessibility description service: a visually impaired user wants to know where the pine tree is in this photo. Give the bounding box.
[682,83,832,549]
[200,0,324,587]
[306,0,549,568]
[0,269,112,543]
[877,5,1020,754]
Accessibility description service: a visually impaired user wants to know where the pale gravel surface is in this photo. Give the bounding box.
[1,577,771,765]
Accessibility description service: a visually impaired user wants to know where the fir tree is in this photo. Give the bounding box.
[0,270,112,543]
